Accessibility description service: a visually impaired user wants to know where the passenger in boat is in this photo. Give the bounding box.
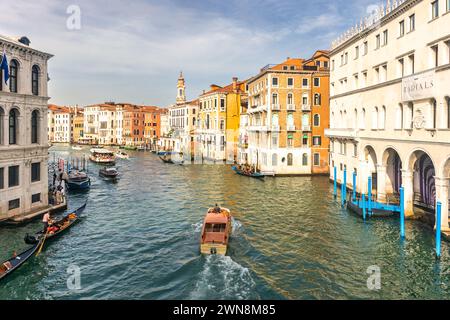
[42,212,51,233]
[52,172,57,186]
[214,204,221,214]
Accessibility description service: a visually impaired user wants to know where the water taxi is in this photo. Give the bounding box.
[67,170,91,190]
[200,207,232,255]
[99,167,119,180]
[71,145,82,151]
[89,148,116,165]
[115,151,129,159]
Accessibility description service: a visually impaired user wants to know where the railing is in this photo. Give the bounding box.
[302,125,311,132]
[302,104,311,111]
[287,125,296,131]
[271,125,280,132]
[271,104,280,111]
[287,104,295,111]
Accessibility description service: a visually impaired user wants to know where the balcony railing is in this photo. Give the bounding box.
[302,104,311,111]
[271,104,280,111]
[287,125,296,131]
[271,125,280,132]
[302,125,311,132]
[287,104,295,111]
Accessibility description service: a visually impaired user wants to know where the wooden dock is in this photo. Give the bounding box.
[1,201,67,226]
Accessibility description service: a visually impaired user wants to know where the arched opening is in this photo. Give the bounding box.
[360,108,366,130]
[287,93,293,105]
[287,153,293,166]
[302,153,308,166]
[272,153,277,166]
[31,110,39,144]
[272,93,278,105]
[314,93,321,105]
[409,150,436,219]
[382,148,402,203]
[395,104,403,129]
[379,106,386,130]
[32,65,40,96]
[9,59,18,93]
[372,107,379,129]
[9,108,19,145]
[313,114,320,127]
[364,145,378,194]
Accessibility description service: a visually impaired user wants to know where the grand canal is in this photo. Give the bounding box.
[0,145,449,299]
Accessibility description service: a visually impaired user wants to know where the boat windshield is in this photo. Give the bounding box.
[205,223,226,233]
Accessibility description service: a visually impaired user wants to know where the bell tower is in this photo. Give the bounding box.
[176,71,186,105]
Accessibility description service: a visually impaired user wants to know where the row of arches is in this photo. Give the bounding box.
[0,107,41,145]
[0,58,41,95]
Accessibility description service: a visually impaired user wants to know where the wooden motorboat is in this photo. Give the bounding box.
[232,166,265,179]
[89,148,116,165]
[200,207,232,255]
[67,170,91,190]
[115,151,129,159]
[99,167,119,180]
[0,242,41,282]
[71,145,82,150]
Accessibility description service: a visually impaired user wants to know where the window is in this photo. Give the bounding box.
[220,119,225,130]
[272,154,278,166]
[272,77,278,87]
[0,167,3,189]
[448,0,450,12]
[287,136,293,147]
[9,199,20,211]
[302,153,308,166]
[314,94,321,106]
[313,136,321,146]
[431,45,439,68]
[313,153,320,166]
[31,162,40,182]
[363,41,368,55]
[9,109,18,145]
[32,193,41,203]
[399,20,405,37]
[302,94,308,105]
[376,34,381,49]
[302,135,308,146]
[375,67,380,83]
[287,153,293,166]
[395,104,403,129]
[32,65,39,95]
[431,1,439,19]
[9,60,18,93]
[283,65,288,70]
[331,60,335,71]
[345,53,348,65]
[272,93,278,105]
[409,54,415,74]
[313,114,320,127]
[353,144,358,157]
[302,78,309,88]
[399,58,405,77]
[409,14,415,32]
[8,165,19,187]
[31,110,39,143]
[316,61,321,67]
[324,61,329,69]
[272,135,278,147]
[431,99,437,129]
[287,78,294,87]
[314,78,320,87]
[383,30,388,46]
[287,93,293,105]
[220,99,225,111]
[355,46,359,59]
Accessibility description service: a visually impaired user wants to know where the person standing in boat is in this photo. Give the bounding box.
[42,212,51,233]
[214,204,221,213]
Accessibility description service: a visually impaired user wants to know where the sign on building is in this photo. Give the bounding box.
[402,70,435,102]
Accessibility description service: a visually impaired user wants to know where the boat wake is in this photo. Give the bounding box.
[231,218,243,236]
[191,222,203,233]
[189,255,258,300]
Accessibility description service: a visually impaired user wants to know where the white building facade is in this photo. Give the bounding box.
[0,35,53,220]
[326,0,450,230]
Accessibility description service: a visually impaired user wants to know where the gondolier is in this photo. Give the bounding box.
[42,212,51,233]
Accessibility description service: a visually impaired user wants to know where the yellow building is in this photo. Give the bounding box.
[71,110,84,143]
[197,77,247,163]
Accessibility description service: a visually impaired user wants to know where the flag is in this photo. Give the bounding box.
[0,49,9,85]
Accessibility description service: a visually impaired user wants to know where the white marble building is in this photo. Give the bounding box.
[0,35,53,220]
[326,0,450,230]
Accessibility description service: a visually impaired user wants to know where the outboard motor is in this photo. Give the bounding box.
[210,248,217,255]
[24,234,39,245]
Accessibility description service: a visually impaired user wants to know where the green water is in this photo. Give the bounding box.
[0,145,449,299]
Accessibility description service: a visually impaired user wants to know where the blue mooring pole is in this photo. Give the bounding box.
[343,168,347,205]
[333,166,337,199]
[400,187,405,239]
[368,176,372,215]
[362,193,366,220]
[352,171,357,203]
[436,201,442,258]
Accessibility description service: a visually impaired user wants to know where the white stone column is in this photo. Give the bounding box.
[435,177,449,231]
[402,169,414,217]
[377,165,387,203]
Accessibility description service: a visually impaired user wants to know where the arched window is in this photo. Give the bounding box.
[272,153,278,166]
[360,108,366,130]
[302,93,308,105]
[313,114,320,127]
[302,153,308,166]
[9,60,18,93]
[287,113,294,127]
[272,93,278,105]
[32,65,40,96]
[379,106,386,130]
[287,153,293,166]
[372,107,379,129]
[9,109,19,145]
[192,117,196,126]
[354,109,358,129]
[287,93,293,105]
[314,93,321,105]
[395,104,403,129]
[272,113,279,126]
[31,110,39,144]
[331,112,335,128]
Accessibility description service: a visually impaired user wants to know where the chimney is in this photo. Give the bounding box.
[232,77,238,92]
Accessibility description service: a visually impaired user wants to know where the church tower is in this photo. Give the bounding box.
[176,71,186,105]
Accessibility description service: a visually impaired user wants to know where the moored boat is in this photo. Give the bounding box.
[67,170,91,190]
[0,242,41,282]
[89,148,116,165]
[231,165,265,179]
[200,207,232,255]
[71,145,82,150]
[99,167,119,180]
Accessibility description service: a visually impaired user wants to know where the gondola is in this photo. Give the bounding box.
[25,202,87,245]
[231,166,265,179]
[0,241,41,282]
[159,155,174,164]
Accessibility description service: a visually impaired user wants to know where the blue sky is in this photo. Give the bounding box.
[1,0,378,107]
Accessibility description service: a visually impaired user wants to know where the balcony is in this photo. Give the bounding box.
[302,125,311,132]
[287,104,295,111]
[271,125,280,132]
[325,128,359,139]
[271,104,280,111]
[302,104,311,112]
[287,125,296,131]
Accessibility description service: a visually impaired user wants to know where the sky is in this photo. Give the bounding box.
[1,0,379,107]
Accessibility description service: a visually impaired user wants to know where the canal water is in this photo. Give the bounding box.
[0,145,449,299]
